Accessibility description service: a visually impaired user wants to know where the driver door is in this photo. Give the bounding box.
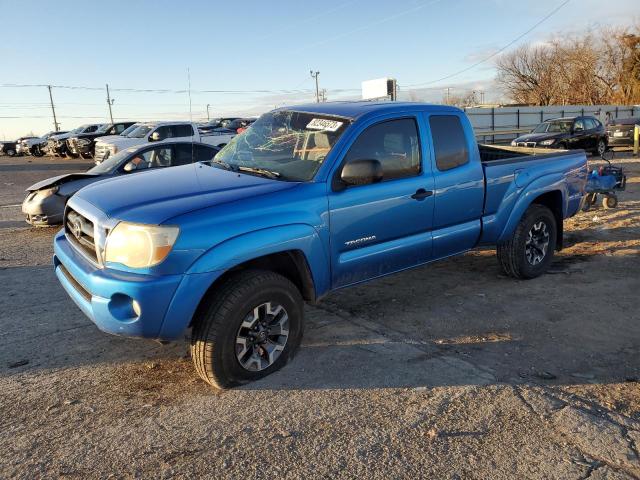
[328,117,435,288]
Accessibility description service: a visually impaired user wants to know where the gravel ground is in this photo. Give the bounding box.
[0,153,639,479]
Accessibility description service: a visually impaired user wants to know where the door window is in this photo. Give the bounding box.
[343,118,421,181]
[573,119,585,131]
[429,115,469,171]
[584,118,596,130]
[126,147,174,170]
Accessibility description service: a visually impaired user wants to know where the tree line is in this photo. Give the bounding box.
[496,24,640,106]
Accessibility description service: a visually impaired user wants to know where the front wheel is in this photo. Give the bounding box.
[190,270,304,389]
[497,204,557,279]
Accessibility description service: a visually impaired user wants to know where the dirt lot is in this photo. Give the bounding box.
[0,153,639,479]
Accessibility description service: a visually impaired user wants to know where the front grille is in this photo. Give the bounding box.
[94,144,109,162]
[47,139,57,154]
[65,208,98,263]
[516,141,537,148]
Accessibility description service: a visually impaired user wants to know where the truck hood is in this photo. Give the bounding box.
[514,132,567,143]
[26,173,99,192]
[97,137,141,148]
[75,163,299,224]
[50,132,73,141]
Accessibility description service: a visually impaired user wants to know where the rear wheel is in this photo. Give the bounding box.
[497,204,557,279]
[6,148,16,156]
[190,270,304,389]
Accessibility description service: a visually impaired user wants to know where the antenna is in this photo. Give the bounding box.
[187,68,193,122]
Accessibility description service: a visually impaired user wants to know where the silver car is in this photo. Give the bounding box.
[22,141,219,226]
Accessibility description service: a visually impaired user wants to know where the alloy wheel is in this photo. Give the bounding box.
[235,302,289,371]
[525,221,550,266]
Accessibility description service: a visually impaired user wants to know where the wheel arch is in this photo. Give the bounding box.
[498,180,567,250]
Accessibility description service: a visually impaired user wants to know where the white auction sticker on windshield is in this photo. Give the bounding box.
[306,118,343,132]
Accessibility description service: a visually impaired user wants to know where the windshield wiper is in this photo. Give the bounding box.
[237,166,282,180]
[210,159,238,172]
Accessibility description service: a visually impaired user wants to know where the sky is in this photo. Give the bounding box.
[0,0,638,139]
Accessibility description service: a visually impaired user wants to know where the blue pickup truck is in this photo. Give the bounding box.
[53,102,587,388]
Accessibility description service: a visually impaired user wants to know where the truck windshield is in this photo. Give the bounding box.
[127,125,153,138]
[214,110,349,181]
[120,124,139,136]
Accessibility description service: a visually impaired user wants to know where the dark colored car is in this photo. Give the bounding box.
[67,122,137,159]
[0,141,18,156]
[606,117,639,148]
[22,141,219,226]
[199,117,241,134]
[512,116,607,156]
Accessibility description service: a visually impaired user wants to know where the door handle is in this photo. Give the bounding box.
[411,188,433,200]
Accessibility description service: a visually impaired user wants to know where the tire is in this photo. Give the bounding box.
[6,149,16,156]
[190,270,304,389]
[596,139,606,157]
[497,204,557,279]
[80,152,93,159]
[602,195,618,209]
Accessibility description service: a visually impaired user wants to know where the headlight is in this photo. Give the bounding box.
[539,139,556,146]
[510,140,517,146]
[39,186,59,198]
[104,222,179,268]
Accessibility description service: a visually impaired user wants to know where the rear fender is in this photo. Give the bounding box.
[186,224,330,298]
[497,174,567,244]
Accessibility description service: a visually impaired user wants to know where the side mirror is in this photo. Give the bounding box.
[149,131,161,142]
[123,161,137,172]
[339,159,383,187]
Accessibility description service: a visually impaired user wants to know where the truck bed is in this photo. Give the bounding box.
[478,144,588,245]
[479,144,571,164]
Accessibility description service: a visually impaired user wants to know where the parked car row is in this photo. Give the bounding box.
[3,117,256,160]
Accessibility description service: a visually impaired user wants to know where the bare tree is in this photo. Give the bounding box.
[496,24,640,106]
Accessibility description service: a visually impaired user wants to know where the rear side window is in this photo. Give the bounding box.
[174,144,216,165]
[429,115,469,171]
[171,124,194,137]
[344,118,421,181]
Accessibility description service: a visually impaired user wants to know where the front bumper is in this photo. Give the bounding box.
[607,137,633,147]
[53,230,220,340]
[22,192,65,225]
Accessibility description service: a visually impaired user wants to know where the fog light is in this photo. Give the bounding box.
[108,293,141,321]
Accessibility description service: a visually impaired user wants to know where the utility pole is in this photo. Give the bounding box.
[445,87,451,105]
[206,104,211,121]
[47,85,60,132]
[106,84,114,124]
[310,70,320,103]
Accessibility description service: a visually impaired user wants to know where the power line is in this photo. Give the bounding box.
[402,0,571,88]
[0,82,359,95]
